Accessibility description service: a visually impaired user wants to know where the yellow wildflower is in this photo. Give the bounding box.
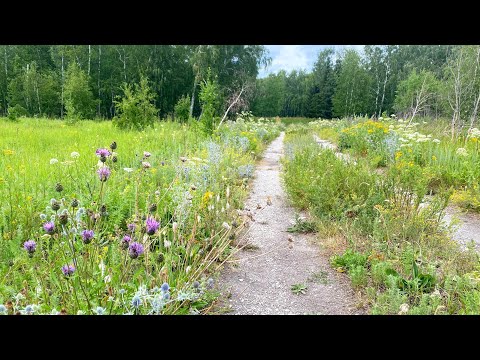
[202,191,214,204]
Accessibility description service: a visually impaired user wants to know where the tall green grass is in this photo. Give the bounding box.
[0,116,280,315]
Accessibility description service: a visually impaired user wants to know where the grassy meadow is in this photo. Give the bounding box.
[0,116,280,315]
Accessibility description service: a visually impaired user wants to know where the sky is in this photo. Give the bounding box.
[258,45,364,78]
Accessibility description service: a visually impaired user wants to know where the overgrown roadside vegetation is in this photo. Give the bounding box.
[282,119,480,314]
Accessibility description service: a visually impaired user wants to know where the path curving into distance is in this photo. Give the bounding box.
[313,135,480,252]
[216,132,362,315]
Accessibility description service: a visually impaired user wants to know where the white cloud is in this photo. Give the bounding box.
[259,45,364,78]
[269,45,310,72]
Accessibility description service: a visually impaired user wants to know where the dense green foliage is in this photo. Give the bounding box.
[252,46,473,123]
[174,95,191,123]
[199,71,221,135]
[112,76,158,130]
[0,45,269,119]
[64,62,97,121]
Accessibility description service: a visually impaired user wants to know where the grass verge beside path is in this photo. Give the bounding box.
[282,131,480,315]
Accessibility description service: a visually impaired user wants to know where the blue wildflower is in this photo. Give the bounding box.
[207,278,214,289]
[238,164,254,178]
[95,307,106,315]
[131,295,141,308]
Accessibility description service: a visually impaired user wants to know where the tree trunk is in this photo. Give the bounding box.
[98,45,101,117]
[218,86,245,129]
[4,46,8,112]
[61,52,64,119]
[189,78,197,118]
[469,96,480,130]
[373,74,380,118]
[36,86,41,115]
[88,45,91,76]
[468,48,480,130]
[379,62,390,117]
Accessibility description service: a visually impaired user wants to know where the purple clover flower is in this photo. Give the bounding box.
[143,151,151,158]
[61,264,75,276]
[97,166,111,182]
[128,242,145,259]
[121,235,132,250]
[146,217,160,235]
[23,240,36,255]
[81,230,94,244]
[127,223,136,232]
[96,148,111,157]
[43,221,55,234]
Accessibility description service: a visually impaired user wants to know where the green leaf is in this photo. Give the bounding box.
[385,268,399,277]
[413,260,419,279]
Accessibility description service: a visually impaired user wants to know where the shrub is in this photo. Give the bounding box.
[350,265,368,288]
[7,104,27,121]
[331,249,369,271]
[64,62,97,120]
[174,95,191,123]
[113,76,158,130]
[199,70,220,135]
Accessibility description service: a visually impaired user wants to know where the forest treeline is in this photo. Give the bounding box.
[252,45,480,133]
[0,45,268,119]
[5,45,480,135]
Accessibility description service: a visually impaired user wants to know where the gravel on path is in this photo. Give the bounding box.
[216,132,362,315]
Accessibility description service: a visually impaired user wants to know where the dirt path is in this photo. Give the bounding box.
[313,135,480,251]
[216,132,362,315]
[443,206,480,251]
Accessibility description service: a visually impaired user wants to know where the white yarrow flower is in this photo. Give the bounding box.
[70,151,80,158]
[456,147,469,157]
[123,168,134,172]
[50,158,59,165]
